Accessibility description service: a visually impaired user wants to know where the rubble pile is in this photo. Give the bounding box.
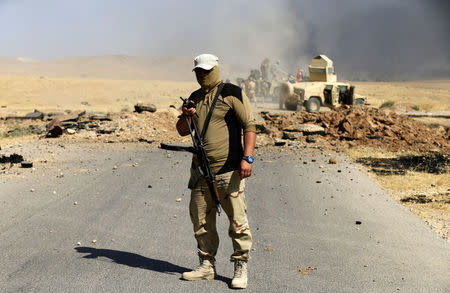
[52,107,185,144]
[260,106,450,152]
[2,105,449,154]
[1,103,188,145]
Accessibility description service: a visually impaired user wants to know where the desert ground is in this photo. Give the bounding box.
[0,60,449,241]
[1,76,448,114]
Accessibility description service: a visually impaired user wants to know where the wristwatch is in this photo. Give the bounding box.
[242,155,254,164]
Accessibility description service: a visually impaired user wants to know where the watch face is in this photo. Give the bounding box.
[247,156,254,163]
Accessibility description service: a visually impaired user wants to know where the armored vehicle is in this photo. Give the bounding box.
[279,55,367,111]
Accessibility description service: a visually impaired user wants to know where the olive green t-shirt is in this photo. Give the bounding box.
[189,82,256,174]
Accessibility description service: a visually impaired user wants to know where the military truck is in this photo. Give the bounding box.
[279,55,367,112]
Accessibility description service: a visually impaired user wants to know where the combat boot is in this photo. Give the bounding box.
[182,257,216,281]
[231,260,248,289]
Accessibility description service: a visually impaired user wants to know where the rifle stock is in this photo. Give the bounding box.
[160,143,195,154]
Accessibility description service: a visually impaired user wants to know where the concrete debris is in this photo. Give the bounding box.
[282,132,299,140]
[26,110,45,119]
[134,103,157,113]
[306,135,316,143]
[20,161,33,168]
[284,123,326,135]
[46,119,63,138]
[5,109,44,120]
[89,114,112,121]
[56,111,86,122]
[46,112,65,119]
[96,128,116,134]
[0,153,24,164]
[138,138,154,144]
[61,122,78,129]
[255,123,271,134]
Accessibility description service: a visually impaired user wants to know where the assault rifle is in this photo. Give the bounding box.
[160,97,222,215]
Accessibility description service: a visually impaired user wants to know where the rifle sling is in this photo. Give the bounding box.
[199,82,224,141]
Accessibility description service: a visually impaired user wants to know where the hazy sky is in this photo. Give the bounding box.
[0,0,449,79]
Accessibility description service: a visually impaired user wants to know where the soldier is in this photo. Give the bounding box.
[261,80,270,97]
[260,58,270,80]
[249,69,261,81]
[236,78,246,96]
[247,77,256,104]
[270,60,280,80]
[176,54,256,289]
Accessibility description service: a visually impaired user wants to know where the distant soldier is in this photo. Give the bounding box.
[246,78,256,104]
[270,60,280,80]
[261,80,270,97]
[249,69,261,81]
[260,58,270,80]
[236,78,246,91]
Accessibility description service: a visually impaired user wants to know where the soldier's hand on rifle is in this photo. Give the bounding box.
[182,101,197,116]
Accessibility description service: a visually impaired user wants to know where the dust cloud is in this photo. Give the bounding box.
[0,0,448,81]
[204,0,450,81]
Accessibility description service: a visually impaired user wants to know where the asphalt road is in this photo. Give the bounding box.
[0,142,449,292]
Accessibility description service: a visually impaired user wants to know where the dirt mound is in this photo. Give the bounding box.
[260,106,450,152]
[3,105,448,154]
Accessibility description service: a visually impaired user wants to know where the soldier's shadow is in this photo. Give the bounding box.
[74,247,231,283]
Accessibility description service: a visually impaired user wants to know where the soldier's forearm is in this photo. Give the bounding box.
[243,131,256,156]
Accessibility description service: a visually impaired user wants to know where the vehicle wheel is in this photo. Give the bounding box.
[355,98,365,105]
[305,97,321,112]
[285,102,298,111]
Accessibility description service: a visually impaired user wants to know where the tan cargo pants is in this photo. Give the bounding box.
[189,170,252,261]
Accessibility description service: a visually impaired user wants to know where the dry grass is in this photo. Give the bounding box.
[346,146,449,241]
[412,117,450,128]
[0,76,197,116]
[354,80,450,111]
[375,173,449,192]
[346,147,448,192]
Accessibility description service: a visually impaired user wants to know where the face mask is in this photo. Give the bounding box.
[196,66,221,92]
